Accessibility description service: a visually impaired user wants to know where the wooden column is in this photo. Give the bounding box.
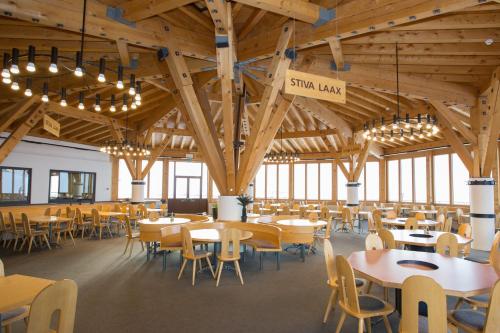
[379,158,386,203]
[162,159,169,201]
[332,160,338,203]
[111,157,119,201]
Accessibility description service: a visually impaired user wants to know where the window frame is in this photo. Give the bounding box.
[0,166,32,206]
[48,169,96,204]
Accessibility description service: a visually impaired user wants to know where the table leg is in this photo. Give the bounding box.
[146,242,151,261]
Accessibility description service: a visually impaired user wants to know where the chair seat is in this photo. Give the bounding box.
[130,232,141,239]
[328,278,364,288]
[1,306,29,323]
[466,294,489,303]
[450,309,485,331]
[244,239,280,251]
[358,295,386,311]
[32,230,48,236]
[217,253,240,261]
[185,250,212,260]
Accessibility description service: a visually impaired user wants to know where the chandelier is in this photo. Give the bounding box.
[1,0,143,112]
[362,43,439,143]
[263,126,300,163]
[99,141,151,157]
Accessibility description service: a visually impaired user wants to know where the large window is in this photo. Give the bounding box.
[358,168,365,201]
[365,161,379,201]
[118,160,133,199]
[414,157,427,203]
[49,170,95,203]
[452,154,470,205]
[337,163,348,201]
[254,164,290,200]
[400,158,413,202]
[118,160,164,199]
[266,164,277,199]
[278,164,289,199]
[387,160,399,202]
[433,154,450,204]
[319,163,333,200]
[294,164,306,200]
[0,167,31,205]
[167,161,208,199]
[255,166,266,198]
[306,164,319,200]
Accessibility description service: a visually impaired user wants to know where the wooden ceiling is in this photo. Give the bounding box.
[0,0,498,167]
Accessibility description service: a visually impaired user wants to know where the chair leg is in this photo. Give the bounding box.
[178,259,187,280]
[123,239,130,255]
[99,228,102,240]
[358,319,364,333]
[323,288,338,323]
[18,237,27,251]
[382,315,392,333]
[215,261,223,287]
[162,251,167,271]
[129,239,135,257]
[205,257,215,278]
[27,237,34,254]
[235,260,244,285]
[276,252,280,270]
[191,259,197,286]
[68,231,75,246]
[43,234,51,250]
[366,318,372,333]
[107,226,113,238]
[335,311,346,333]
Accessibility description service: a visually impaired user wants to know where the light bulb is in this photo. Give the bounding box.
[134,94,141,101]
[2,77,11,84]
[9,64,19,74]
[380,125,386,131]
[405,123,410,129]
[97,73,105,82]
[78,102,85,110]
[135,99,141,106]
[26,62,36,72]
[410,135,415,140]
[416,123,422,129]
[392,123,398,130]
[110,105,116,112]
[94,105,101,112]
[24,88,32,97]
[49,63,58,73]
[128,86,136,96]
[373,137,377,142]
[122,104,128,111]
[426,131,432,137]
[116,80,124,89]
[400,137,405,142]
[131,102,137,110]
[433,126,439,133]
[426,123,432,129]
[1,68,10,78]
[390,137,394,142]
[371,127,376,133]
[74,67,83,77]
[11,81,19,90]
[60,99,67,107]
[419,133,424,139]
[41,95,49,103]
[381,137,385,142]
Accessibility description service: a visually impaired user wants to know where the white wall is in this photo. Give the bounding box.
[0,134,112,204]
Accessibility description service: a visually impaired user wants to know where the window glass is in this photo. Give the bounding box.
[414,157,427,203]
[266,164,277,199]
[255,165,266,198]
[189,178,201,199]
[400,158,413,202]
[365,161,379,201]
[307,164,319,200]
[175,162,201,176]
[148,161,163,199]
[168,161,175,199]
[278,164,289,199]
[119,159,132,199]
[337,163,348,201]
[49,170,95,202]
[202,164,208,199]
[212,180,220,199]
[388,160,399,202]
[452,153,469,205]
[59,172,69,193]
[433,154,450,204]
[319,163,332,200]
[0,167,30,204]
[358,167,365,201]
[294,164,306,200]
[175,177,188,198]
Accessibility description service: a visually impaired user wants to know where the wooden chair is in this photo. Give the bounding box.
[0,258,30,333]
[178,225,215,286]
[43,207,51,216]
[277,224,314,262]
[148,212,160,220]
[365,233,384,250]
[436,213,445,231]
[159,225,183,271]
[367,212,377,233]
[448,279,500,333]
[442,217,453,233]
[415,212,426,220]
[0,211,13,248]
[73,208,91,239]
[386,210,397,219]
[123,216,144,257]
[19,213,51,254]
[54,208,61,217]
[378,228,396,249]
[7,212,24,251]
[160,203,168,216]
[334,207,354,233]
[373,210,384,232]
[241,223,282,270]
[436,233,459,257]
[400,275,448,333]
[149,202,156,209]
[280,204,290,215]
[26,279,78,333]
[457,223,472,256]
[54,210,75,246]
[320,206,331,221]
[322,239,366,324]
[404,217,418,230]
[334,255,394,333]
[89,209,112,240]
[215,228,244,287]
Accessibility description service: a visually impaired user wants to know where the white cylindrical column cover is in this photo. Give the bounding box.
[218,195,241,221]
[131,180,145,204]
[469,178,496,251]
[346,182,360,207]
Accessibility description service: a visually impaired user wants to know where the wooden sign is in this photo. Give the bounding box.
[43,114,60,137]
[285,69,346,104]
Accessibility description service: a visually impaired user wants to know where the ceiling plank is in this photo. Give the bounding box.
[232,0,322,24]
[121,0,198,22]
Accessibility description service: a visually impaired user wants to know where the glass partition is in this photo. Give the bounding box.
[49,170,95,203]
[0,167,31,205]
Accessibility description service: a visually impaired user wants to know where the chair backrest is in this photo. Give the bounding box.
[281,205,290,215]
[21,213,32,237]
[65,207,72,218]
[323,239,337,286]
[373,210,384,231]
[220,228,241,260]
[489,231,500,265]
[44,207,51,216]
[149,202,156,209]
[404,217,418,230]
[292,203,300,210]
[386,210,397,219]
[8,211,18,233]
[0,211,5,232]
[308,212,319,221]
[149,212,160,221]
[124,216,132,238]
[91,209,100,227]
[436,214,445,230]
[241,223,281,249]
[365,233,384,250]
[0,258,4,276]
[54,208,61,217]
[335,255,361,313]
[160,225,183,248]
[456,208,463,218]
[415,212,425,220]
[457,223,471,239]
[400,275,447,333]
[342,207,352,222]
[75,208,83,226]
[320,206,330,220]
[367,212,376,232]
[26,279,78,333]
[435,233,459,257]
[484,279,500,332]
[442,217,452,233]
[378,228,396,249]
[271,214,299,222]
[181,226,195,257]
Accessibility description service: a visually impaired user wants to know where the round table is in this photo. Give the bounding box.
[275,219,327,227]
[389,229,473,248]
[190,229,253,242]
[140,217,191,225]
[348,249,498,297]
[411,209,438,215]
[382,218,439,228]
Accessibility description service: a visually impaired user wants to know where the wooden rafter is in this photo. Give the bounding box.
[121,0,198,22]
[141,134,170,179]
[0,96,38,133]
[481,67,500,176]
[109,118,136,179]
[233,0,322,24]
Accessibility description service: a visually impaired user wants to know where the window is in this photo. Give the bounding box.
[167,161,207,199]
[452,154,469,205]
[414,157,427,203]
[433,154,450,204]
[365,161,379,201]
[266,164,277,199]
[168,162,174,199]
[400,158,413,202]
[49,170,95,203]
[307,164,319,200]
[294,164,306,200]
[278,164,289,199]
[319,163,332,200]
[337,163,348,201]
[146,161,163,199]
[358,167,365,201]
[118,160,132,199]
[387,160,399,202]
[0,167,31,205]
[255,165,266,198]
[212,180,220,199]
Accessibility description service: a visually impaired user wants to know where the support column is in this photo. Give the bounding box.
[131,180,145,204]
[218,195,241,221]
[468,178,496,251]
[346,182,360,207]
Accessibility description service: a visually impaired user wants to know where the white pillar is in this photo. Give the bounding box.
[218,195,241,221]
[346,182,360,207]
[469,178,496,251]
[131,180,145,204]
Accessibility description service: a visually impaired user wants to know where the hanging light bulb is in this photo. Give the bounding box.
[94,94,101,112]
[11,78,19,91]
[419,129,424,139]
[97,58,106,82]
[128,74,136,95]
[416,114,422,129]
[380,117,386,131]
[2,76,11,84]
[48,46,58,73]
[78,91,85,110]
[2,53,10,79]
[131,102,137,110]
[134,81,141,101]
[116,65,124,89]
[135,99,141,106]
[10,48,19,74]
[122,95,128,111]
[405,113,410,129]
[74,51,83,77]
[60,87,67,107]
[110,95,116,112]
[41,82,49,102]
[24,78,32,96]
[410,128,415,140]
[26,45,36,72]
[432,125,439,133]
[392,114,398,130]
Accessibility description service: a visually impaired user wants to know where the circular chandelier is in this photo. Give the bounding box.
[264,126,300,163]
[362,113,439,142]
[100,141,151,157]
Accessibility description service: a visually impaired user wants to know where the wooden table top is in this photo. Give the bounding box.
[382,218,439,227]
[411,209,438,214]
[28,216,73,224]
[389,229,473,247]
[190,229,253,242]
[146,208,166,212]
[139,217,191,225]
[275,219,327,227]
[81,211,126,217]
[0,274,55,312]
[377,207,395,211]
[348,249,499,297]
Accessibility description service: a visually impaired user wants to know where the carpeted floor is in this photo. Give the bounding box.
[0,230,483,333]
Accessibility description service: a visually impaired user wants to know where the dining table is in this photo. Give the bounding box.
[411,209,438,216]
[139,217,192,260]
[80,210,126,218]
[389,229,472,249]
[274,219,327,228]
[28,215,73,243]
[382,217,440,229]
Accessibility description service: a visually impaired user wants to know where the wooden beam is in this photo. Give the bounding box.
[233,0,322,24]
[0,96,38,133]
[0,103,46,165]
[276,129,337,139]
[238,9,266,39]
[430,100,477,144]
[109,118,136,179]
[352,141,371,181]
[121,0,197,21]
[115,39,130,66]
[337,159,349,179]
[327,38,344,71]
[481,67,500,176]
[141,134,170,179]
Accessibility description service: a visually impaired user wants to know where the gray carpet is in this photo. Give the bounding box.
[0,231,483,333]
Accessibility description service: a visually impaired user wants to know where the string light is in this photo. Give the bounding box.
[2,53,10,79]
[24,78,32,96]
[26,45,36,72]
[74,51,84,77]
[116,65,124,89]
[94,94,101,112]
[97,58,106,82]
[122,95,128,111]
[11,78,19,91]
[10,48,19,74]
[60,88,67,107]
[110,95,116,112]
[49,47,58,73]
[128,74,136,95]
[78,92,85,110]
[41,82,49,102]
